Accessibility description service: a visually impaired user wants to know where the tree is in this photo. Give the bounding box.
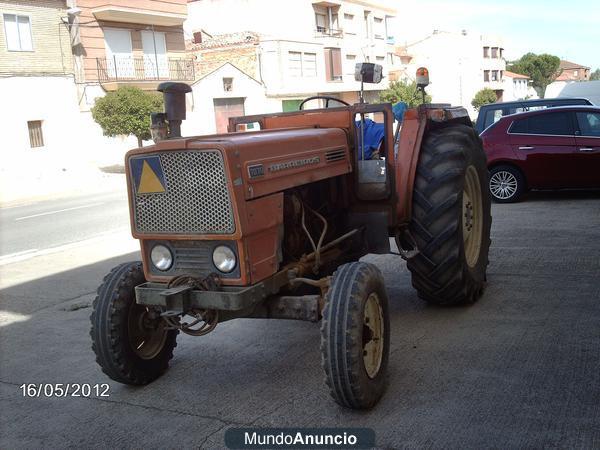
[379,80,432,108]
[471,88,497,111]
[92,86,163,148]
[590,69,600,81]
[508,53,561,98]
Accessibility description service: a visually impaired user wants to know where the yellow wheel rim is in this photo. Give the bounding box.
[363,293,384,379]
[462,165,483,268]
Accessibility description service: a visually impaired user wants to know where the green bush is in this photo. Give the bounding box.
[92,86,163,147]
[379,80,432,108]
[471,88,497,111]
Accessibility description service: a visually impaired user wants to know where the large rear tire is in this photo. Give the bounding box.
[406,124,491,306]
[320,262,390,409]
[90,262,178,385]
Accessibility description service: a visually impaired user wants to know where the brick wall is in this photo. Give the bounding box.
[193,45,258,80]
[0,0,73,75]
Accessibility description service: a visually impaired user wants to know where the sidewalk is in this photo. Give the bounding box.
[0,163,126,208]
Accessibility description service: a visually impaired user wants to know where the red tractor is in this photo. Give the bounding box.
[91,65,491,409]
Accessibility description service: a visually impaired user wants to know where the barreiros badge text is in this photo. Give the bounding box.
[224,427,375,449]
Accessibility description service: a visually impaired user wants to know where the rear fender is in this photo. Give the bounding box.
[395,105,472,225]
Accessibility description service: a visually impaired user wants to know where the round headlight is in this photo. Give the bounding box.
[150,244,173,271]
[212,245,236,273]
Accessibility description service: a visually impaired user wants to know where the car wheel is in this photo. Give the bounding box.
[489,165,525,203]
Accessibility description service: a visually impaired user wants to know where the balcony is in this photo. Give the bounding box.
[91,1,186,27]
[96,57,194,88]
[315,28,344,38]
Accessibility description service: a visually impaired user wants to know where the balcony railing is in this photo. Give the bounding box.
[315,28,344,38]
[96,57,195,83]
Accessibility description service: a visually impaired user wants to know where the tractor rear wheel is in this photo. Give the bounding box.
[90,262,178,385]
[405,124,491,306]
[320,262,390,409]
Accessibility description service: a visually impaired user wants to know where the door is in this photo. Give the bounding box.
[104,29,134,78]
[508,111,577,188]
[141,31,168,79]
[213,98,245,133]
[574,110,600,187]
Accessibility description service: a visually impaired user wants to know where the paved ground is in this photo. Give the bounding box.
[1,190,599,449]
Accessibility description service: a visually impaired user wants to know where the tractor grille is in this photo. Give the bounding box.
[132,150,235,234]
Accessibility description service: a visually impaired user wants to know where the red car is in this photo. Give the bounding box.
[480,105,600,202]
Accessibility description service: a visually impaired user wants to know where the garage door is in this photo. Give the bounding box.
[213,98,245,133]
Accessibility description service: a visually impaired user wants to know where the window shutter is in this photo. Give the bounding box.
[324,48,332,81]
[331,48,342,79]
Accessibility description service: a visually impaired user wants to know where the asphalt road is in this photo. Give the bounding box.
[0,190,599,449]
[0,191,129,259]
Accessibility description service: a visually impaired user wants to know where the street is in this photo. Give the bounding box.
[1,190,599,449]
[0,190,129,260]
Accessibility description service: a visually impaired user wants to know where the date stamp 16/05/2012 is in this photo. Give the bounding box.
[19,383,110,398]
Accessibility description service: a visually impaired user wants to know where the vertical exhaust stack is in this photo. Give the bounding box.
[155,82,192,140]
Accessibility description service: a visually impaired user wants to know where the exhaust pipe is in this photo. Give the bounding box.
[152,82,192,141]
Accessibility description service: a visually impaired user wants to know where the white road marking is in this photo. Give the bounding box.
[14,202,105,221]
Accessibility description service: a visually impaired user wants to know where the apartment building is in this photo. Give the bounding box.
[395,30,507,117]
[0,0,80,165]
[0,0,192,196]
[184,0,397,134]
[71,0,193,107]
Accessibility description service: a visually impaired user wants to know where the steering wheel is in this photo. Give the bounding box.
[299,96,350,110]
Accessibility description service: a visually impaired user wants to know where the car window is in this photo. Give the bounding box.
[483,109,500,129]
[508,107,526,115]
[510,118,528,133]
[576,112,600,137]
[526,112,574,135]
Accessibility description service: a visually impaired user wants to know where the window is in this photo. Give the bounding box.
[576,112,600,137]
[302,52,317,77]
[491,47,498,58]
[483,46,489,58]
[510,112,575,136]
[364,11,370,38]
[27,120,44,148]
[499,48,504,58]
[373,17,384,39]
[344,13,354,20]
[223,77,233,92]
[491,70,498,81]
[288,51,316,77]
[3,14,33,51]
[376,56,385,62]
[288,51,302,77]
[484,70,490,82]
[324,47,342,81]
[510,118,528,134]
[387,52,395,65]
[315,13,327,32]
[574,70,578,77]
[500,70,503,80]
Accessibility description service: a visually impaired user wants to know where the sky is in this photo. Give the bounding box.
[397,0,600,70]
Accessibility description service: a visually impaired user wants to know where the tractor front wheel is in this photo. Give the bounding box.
[405,124,492,306]
[320,262,390,409]
[90,262,178,385]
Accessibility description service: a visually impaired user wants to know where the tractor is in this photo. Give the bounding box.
[90,64,491,409]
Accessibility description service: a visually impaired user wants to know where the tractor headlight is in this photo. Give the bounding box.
[150,244,173,271]
[212,245,236,273]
